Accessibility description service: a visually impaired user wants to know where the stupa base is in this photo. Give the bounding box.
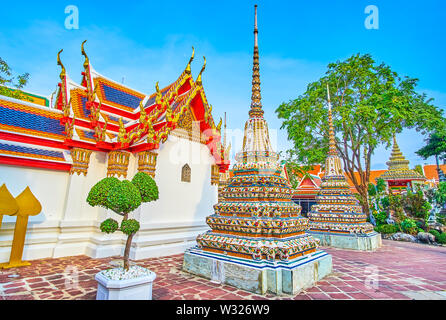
[182,247,332,295]
[308,231,382,251]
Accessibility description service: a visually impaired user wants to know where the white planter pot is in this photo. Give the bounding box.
[95,268,156,300]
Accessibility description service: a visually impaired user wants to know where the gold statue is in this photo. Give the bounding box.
[205,104,212,124]
[155,81,163,106]
[65,117,74,139]
[139,101,148,125]
[118,118,127,144]
[0,186,42,269]
[0,184,19,228]
[146,118,157,144]
[63,97,72,118]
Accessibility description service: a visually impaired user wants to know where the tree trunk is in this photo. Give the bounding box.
[122,213,133,271]
[123,233,134,271]
[358,186,370,217]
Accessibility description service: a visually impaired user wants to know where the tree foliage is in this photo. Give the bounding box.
[106,180,142,215]
[435,182,446,207]
[276,53,446,214]
[416,131,446,160]
[86,177,120,209]
[132,172,159,203]
[0,58,31,100]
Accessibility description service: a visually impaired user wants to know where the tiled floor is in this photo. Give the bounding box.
[0,240,445,300]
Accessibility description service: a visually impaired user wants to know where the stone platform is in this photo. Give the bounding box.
[308,231,382,251]
[182,247,332,295]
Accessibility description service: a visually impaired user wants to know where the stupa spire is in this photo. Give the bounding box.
[249,4,264,118]
[327,85,337,156]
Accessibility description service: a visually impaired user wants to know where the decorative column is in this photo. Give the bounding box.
[211,164,220,186]
[137,151,158,178]
[107,151,130,178]
[70,148,93,176]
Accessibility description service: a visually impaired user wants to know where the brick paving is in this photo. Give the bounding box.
[0,239,445,300]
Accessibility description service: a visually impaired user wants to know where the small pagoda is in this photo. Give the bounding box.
[307,87,381,250]
[183,5,332,295]
[377,136,426,194]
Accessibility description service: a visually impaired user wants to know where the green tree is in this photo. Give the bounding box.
[0,58,30,100]
[435,182,446,207]
[276,53,445,215]
[87,172,159,271]
[416,131,446,180]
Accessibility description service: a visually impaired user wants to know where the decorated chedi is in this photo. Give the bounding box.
[307,87,381,250]
[183,5,332,295]
[377,136,426,194]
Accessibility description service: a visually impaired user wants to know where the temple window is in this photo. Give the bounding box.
[181,164,191,183]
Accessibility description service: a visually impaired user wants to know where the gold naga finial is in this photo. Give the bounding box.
[185,46,195,74]
[118,118,127,143]
[65,116,75,139]
[216,117,222,133]
[88,83,99,101]
[139,100,148,125]
[205,104,212,123]
[165,102,173,122]
[63,97,72,118]
[81,40,89,69]
[195,56,206,86]
[146,117,157,144]
[57,49,66,80]
[155,81,163,105]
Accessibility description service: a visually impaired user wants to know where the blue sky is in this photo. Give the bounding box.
[1,0,445,169]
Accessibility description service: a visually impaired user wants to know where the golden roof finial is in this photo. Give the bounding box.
[185,46,195,75]
[81,40,90,69]
[249,4,264,118]
[155,81,162,105]
[196,56,206,86]
[327,84,337,156]
[57,49,66,81]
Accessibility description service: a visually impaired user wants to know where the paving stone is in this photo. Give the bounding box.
[0,239,445,300]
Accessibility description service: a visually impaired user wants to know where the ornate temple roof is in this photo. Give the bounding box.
[377,136,426,182]
[0,43,229,172]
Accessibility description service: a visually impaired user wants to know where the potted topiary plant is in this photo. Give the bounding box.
[86,172,159,300]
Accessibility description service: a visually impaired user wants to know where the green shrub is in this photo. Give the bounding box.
[401,191,431,219]
[121,219,140,236]
[106,180,142,215]
[100,218,119,234]
[437,233,446,244]
[132,172,159,203]
[375,224,399,234]
[87,177,120,208]
[401,218,418,235]
[373,211,388,226]
[429,230,441,240]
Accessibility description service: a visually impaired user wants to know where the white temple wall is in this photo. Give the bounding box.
[0,165,70,262]
[88,135,218,260]
[0,136,218,263]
